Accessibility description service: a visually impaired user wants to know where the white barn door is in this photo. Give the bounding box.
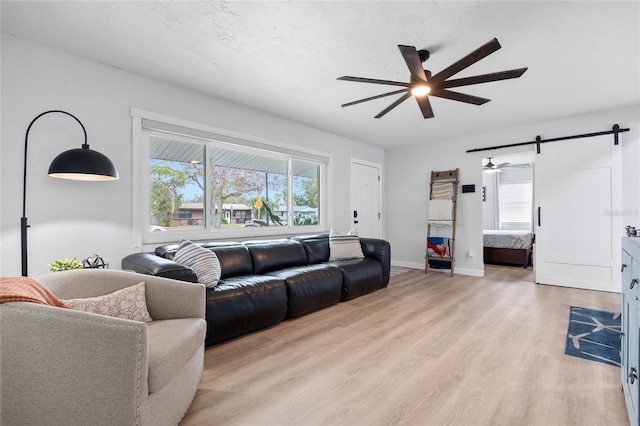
[351,160,382,238]
[534,134,622,292]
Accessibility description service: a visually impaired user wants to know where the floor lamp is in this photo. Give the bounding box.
[21,110,119,276]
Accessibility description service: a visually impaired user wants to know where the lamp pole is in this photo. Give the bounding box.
[22,110,88,276]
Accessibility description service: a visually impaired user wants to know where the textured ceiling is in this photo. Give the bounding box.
[2,1,639,149]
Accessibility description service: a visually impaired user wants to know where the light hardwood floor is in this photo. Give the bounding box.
[181,265,628,426]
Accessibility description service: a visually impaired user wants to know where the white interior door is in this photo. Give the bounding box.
[351,160,381,238]
[534,134,622,292]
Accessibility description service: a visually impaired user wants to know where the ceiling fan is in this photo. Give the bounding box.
[483,157,509,171]
[337,38,528,119]
[483,157,532,171]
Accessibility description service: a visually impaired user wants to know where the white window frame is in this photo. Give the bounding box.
[499,180,533,231]
[131,108,331,252]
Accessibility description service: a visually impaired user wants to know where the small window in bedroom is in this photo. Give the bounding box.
[499,181,533,230]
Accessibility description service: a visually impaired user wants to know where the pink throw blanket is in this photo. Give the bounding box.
[0,277,67,307]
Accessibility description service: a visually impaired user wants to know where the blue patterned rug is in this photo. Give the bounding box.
[565,306,621,367]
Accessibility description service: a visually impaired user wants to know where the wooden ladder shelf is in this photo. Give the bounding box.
[425,168,459,277]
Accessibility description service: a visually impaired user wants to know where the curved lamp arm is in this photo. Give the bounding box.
[21,110,118,276]
[22,110,88,219]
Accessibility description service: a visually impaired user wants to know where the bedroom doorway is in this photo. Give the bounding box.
[481,152,535,269]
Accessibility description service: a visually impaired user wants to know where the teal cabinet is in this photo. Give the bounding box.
[622,237,640,426]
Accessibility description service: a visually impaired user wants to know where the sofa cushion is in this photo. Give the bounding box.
[155,241,240,260]
[331,257,383,301]
[267,264,342,319]
[146,317,207,393]
[63,282,153,322]
[329,228,364,261]
[174,239,221,288]
[205,275,287,345]
[292,235,330,264]
[209,245,254,278]
[244,240,308,274]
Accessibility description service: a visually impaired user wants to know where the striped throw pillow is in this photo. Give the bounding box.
[329,228,365,261]
[174,238,221,288]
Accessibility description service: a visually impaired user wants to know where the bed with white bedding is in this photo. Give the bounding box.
[483,230,534,267]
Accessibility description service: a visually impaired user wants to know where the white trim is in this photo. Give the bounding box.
[131,114,143,253]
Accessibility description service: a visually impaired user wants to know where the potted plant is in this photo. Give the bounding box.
[49,257,84,272]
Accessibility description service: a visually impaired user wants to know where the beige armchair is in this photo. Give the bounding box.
[1,269,206,426]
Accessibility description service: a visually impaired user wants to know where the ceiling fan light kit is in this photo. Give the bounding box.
[482,157,502,173]
[338,38,528,119]
[410,85,431,97]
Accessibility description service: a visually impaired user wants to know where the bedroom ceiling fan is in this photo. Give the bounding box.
[483,157,532,171]
[483,157,509,172]
[337,38,528,119]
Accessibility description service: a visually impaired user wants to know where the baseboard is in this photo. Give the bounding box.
[391,260,423,270]
[391,260,483,277]
[454,267,484,277]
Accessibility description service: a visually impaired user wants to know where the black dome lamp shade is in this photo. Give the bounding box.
[48,144,119,180]
[21,110,119,276]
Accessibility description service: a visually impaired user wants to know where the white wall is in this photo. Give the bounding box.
[0,35,384,276]
[3,34,638,279]
[386,104,640,276]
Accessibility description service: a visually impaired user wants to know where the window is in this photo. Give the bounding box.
[135,111,328,244]
[292,160,320,226]
[499,181,533,230]
[150,137,205,231]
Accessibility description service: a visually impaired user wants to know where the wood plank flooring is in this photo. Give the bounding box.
[180,265,628,426]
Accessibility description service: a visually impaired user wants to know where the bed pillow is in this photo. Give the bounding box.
[174,238,221,288]
[63,282,152,322]
[329,228,365,261]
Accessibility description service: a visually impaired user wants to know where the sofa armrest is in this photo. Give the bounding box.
[143,275,206,320]
[43,269,205,321]
[360,238,391,287]
[0,302,149,425]
[122,252,198,283]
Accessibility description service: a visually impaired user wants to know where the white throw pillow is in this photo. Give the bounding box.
[329,228,365,261]
[174,238,221,288]
[63,282,153,322]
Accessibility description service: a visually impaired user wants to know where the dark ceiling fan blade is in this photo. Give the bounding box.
[415,96,435,119]
[398,45,428,82]
[374,92,412,118]
[443,68,528,88]
[337,76,410,87]
[429,38,502,85]
[341,89,409,108]
[431,89,491,105]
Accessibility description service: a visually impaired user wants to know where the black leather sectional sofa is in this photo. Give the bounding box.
[122,234,390,346]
